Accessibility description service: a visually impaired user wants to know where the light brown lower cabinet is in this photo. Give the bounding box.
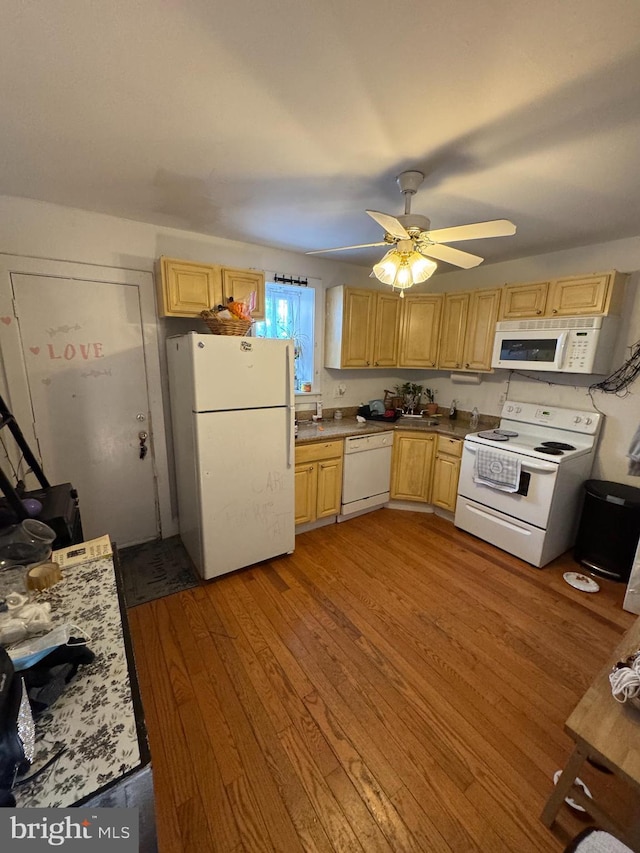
[295,440,343,525]
[390,432,436,503]
[431,435,463,511]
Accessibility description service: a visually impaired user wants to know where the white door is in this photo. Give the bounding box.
[6,271,161,547]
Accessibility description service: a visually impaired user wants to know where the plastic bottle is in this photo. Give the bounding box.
[449,399,457,420]
[316,401,323,420]
[470,407,480,430]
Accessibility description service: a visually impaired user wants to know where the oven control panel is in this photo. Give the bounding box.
[502,401,601,434]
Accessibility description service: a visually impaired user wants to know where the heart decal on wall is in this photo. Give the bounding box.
[29,347,40,355]
[1,317,11,325]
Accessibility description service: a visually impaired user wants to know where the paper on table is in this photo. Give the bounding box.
[52,534,112,568]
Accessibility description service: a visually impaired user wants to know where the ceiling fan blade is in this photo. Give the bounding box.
[425,219,516,244]
[306,241,388,255]
[366,210,410,239]
[417,242,484,269]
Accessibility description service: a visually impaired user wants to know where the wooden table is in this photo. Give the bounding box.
[541,616,640,849]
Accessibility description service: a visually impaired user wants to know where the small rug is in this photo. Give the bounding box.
[118,535,200,608]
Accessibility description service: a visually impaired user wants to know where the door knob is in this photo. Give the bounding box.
[138,430,148,460]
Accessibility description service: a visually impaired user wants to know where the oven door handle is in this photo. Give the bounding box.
[464,444,557,472]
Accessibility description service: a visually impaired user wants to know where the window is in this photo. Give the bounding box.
[254,281,315,391]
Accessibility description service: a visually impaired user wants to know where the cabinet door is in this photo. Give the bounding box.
[432,454,461,511]
[222,268,265,318]
[398,294,443,368]
[390,432,435,502]
[295,463,318,525]
[547,273,611,316]
[317,457,343,518]
[158,258,221,317]
[342,289,376,367]
[372,293,401,367]
[438,292,470,370]
[499,281,549,319]
[462,288,501,371]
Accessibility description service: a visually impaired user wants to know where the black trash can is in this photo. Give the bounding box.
[574,480,640,581]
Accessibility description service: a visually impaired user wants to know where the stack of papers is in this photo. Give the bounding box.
[52,534,112,569]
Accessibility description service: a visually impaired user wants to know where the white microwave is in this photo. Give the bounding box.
[491,315,619,374]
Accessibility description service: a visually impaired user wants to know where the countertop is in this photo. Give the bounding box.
[295,415,497,445]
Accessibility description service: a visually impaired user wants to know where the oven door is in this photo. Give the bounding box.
[456,441,559,528]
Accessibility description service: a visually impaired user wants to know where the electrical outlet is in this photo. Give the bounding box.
[334,383,346,398]
[499,392,507,405]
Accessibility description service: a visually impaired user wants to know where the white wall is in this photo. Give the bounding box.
[1,194,639,521]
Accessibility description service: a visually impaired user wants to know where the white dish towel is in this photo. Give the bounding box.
[473,447,521,492]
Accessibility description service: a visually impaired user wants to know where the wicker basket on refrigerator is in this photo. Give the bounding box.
[200,309,252,336]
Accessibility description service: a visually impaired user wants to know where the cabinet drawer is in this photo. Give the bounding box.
[295,439,343,464]
[436,435,463,457]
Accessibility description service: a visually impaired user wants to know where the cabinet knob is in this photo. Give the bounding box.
[465,363,470,368]
[308,466,313,472]
[366,361,370,365]
[552,309,557,314]
[374,361,379,366]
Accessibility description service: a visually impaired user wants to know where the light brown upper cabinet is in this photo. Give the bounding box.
[462,288,502,371]
[398,294,443,368]
[325,286,401,368]
[499,281,549,319]
[221,267,265,318]
[547,272,626,316]
[438,288,501,372]
[499,271,626,320]
[157,257,222,318]
[437,292,470,370]
[156,257,265,318]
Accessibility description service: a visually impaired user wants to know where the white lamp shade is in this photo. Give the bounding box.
[372,248,437,290]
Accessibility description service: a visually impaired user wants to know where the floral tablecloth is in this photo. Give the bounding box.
[15,555,146,806]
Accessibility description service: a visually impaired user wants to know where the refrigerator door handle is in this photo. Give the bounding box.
[286,342,294,408]
[286,343,294,468]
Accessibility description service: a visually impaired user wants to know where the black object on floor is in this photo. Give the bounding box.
[118,535,199,607]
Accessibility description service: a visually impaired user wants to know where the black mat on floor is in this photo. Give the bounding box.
[118,535,200,607]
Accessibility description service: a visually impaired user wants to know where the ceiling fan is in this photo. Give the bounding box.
[307,171,516,286]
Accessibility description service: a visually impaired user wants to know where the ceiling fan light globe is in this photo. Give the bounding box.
[372,248,437,290]
[372,249,402,285]
[407,252,437,283]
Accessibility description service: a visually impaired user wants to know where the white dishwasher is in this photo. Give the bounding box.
[339,431,394,519]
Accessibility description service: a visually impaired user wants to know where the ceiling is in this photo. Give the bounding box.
[2,1,640,272]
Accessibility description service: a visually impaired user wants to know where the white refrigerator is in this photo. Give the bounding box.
[167,333,296,579]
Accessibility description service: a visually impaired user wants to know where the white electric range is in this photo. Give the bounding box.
[454,400,602,567]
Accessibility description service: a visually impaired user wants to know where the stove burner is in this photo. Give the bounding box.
[534,446,564,455]
[541,441,576,451]
[477,430,509,441]
[494,429,519,437]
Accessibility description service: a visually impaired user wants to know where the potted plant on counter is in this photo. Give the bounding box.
[424,388,438,416]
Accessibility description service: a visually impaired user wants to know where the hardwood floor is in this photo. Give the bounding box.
[128,510,637,852]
